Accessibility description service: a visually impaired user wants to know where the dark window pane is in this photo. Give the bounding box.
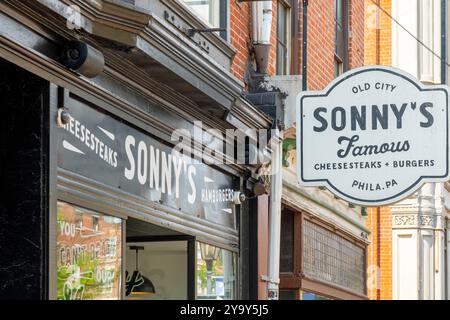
[280,210,294,273]
[277,2,287,43]
[334,0,347,67]
[276,1,288,75]
[280,290,298,300]
[335,0,344,26]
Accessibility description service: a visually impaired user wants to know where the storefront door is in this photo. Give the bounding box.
[52,89,240,300]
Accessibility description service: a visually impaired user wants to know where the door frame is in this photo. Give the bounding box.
[126,235,196,300]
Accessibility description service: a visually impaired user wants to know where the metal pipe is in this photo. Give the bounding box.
[442,0,447,299]
[302,0,308,91]
[252,0,272,73]
[441,0,446,84]
[266,128,283,299]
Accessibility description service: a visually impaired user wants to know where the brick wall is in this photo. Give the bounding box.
[230,1,251,80]
[363,0,393,300]
[302,0,365,91]
[229,1,365,90]
[349,0,365,68]
[364,0,392,66]
[366,207,392,300]
[230,1,277,81]
[304,0,335,91]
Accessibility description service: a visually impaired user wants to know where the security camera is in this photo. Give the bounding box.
[61,41,105,78]
[233,191,246,205]
[57,108,71,128]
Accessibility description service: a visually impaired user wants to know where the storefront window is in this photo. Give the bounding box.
[301,291,331,300]
[57,201,122,300]
[196,242,236,299]
[280,290,331,300]
[303,219,366,295]
[280,210,294,273]
[279,290,299,300]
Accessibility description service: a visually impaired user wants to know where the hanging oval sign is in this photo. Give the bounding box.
[297,66,450,206]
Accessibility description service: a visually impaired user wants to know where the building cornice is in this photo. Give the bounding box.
[160,0,237,58]
[33,0,244,110]
[283,176,371,238]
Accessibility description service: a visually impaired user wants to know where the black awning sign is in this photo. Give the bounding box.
[58,96,237,229]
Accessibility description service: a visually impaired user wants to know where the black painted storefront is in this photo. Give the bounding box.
[0,57,242,300]
[0,0,272,300]
[0,59,50,299]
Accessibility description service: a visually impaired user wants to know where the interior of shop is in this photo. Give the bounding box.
[124,218,236,300]
[125,218,190,300]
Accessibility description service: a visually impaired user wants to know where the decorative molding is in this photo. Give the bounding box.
[57,167,239,251]
[161,0,236,58]
[393,214,436,228]
[227,96,273,131]
[282,177,370,236]
[21,0,244,110]
[0,13,251,178]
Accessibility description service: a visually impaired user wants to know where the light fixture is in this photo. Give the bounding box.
[125,246,155,296]
[199,243,221,296]
[200,243,221,267]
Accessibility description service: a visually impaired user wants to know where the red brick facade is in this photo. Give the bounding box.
[229,1,365,90]
[366,207,392,300]
[364,0,392,66]
[304,0,335,90]
[230,1,252,80]
[305,0,365,90]
[229,1,277,80]
[349,0,365,69]
[363,0,393,300]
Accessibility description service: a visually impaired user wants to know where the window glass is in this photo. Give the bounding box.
[301,291,331,300]
[335,0,344,27]
[302,219,366,295]
[57,201,122,300]
[276,1,289,75]
[334,58,343,78]
[334,0,347,67]
[196,242,236,299]
[280,210,294,273]
[279,290,299,300]
[182,0,221,28]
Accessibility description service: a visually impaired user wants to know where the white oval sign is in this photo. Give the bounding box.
[297,66,450,206]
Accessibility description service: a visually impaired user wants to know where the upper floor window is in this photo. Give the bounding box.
[276,0,291,75]
[334,0,348,77]
[182,0,228,40]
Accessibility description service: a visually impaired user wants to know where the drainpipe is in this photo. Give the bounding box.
[302,0,308,91]
[265,127,283,300]
[251,0,283,299]
[441,0,447,299]
[252,1,273,74]
[441,0,446,85]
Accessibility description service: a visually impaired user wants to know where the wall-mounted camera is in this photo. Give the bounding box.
[233,191,246,205]
[61,41,105,78]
